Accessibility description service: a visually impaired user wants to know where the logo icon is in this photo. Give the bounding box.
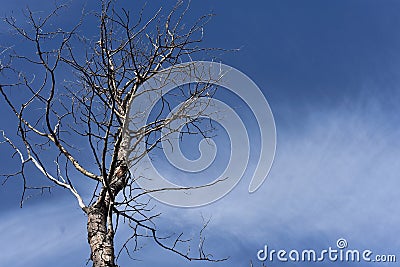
[125,61,276,207]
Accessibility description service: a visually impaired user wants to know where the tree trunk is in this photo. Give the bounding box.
[86,153,128,267]
[87,203,117,267]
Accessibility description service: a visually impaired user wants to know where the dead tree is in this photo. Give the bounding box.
[0,1,223,266]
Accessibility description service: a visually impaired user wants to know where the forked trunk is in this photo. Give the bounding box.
[87,144,128,266]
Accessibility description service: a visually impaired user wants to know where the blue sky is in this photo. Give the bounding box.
[1,0,400,266]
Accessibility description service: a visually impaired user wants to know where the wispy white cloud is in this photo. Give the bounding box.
[0,199,88,267]
[154,100,400,261]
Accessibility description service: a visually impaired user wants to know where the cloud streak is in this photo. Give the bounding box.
[0,199,88,267]
[150,98,400,265]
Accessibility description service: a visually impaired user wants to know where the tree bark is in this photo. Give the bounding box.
[87,154,128,267]
[87,203,117,267]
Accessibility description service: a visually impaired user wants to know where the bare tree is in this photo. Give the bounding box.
[0,1,224,266]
